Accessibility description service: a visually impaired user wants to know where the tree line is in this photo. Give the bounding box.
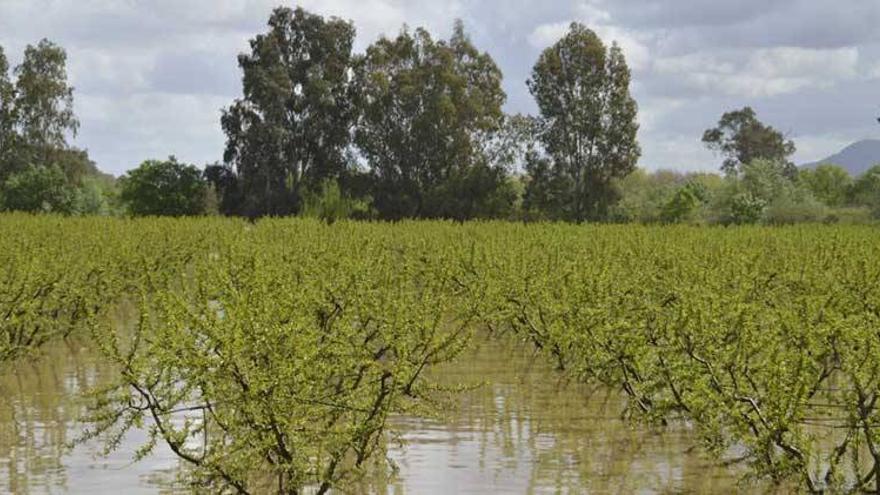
[1,6,879,224]
[205,9,640,222]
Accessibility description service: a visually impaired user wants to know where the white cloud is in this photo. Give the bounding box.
[67,48,155,95]
[749,47,859,80]
[654,47,861,98]
[527,22,569,49]
[867,60,880,79]
[638,97,686,133]
[527,1,652,72]
[76,93,229,171]
[575,1,612,25]
[639,133,716,171]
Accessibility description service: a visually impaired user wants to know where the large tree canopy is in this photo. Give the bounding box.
[0,40,112,214]
[13,40,78,152]
[354,22,514,220]
[702,107,796,177]
[221,7,357,217]
[0,47,15,169]
[119,157,207,217]
[524,23,640,222]
[0,39,81,181]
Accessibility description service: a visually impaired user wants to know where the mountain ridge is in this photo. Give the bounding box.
[801,139,880,176]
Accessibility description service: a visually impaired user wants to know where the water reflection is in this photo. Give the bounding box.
[383,334,746,494]
[0,339,183,494]
[1,334,768,494]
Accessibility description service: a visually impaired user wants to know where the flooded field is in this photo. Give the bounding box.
[1,334,759,494]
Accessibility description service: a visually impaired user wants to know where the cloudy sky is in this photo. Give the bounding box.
[1,0,878,176]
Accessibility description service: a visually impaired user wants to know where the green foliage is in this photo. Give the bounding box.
[609,169,721,224]
[848,165,880,218]
[660,180,708,223]
[203,163,241,216]
[301,179,372,223]
[1,164,73,213]
[822,206,875,225]
[0,39,80,179]
[702,107,796,177]
[727,191,767,224]
[5,216,880,493]
[763,187,826,225]
[0,215,118,363]
[478,223,880,493]
[799,163,852,208]
[221,7,357,217]
[739,158,790,200]
[0,40,111,215]
[705,159,824,225]
[524,23,640,222]
[118,157,207,217]
[355,21,512,220]
[12,40,78,149]
[0,46,15,169]
[56,218,480,493]
[521,151,570,221]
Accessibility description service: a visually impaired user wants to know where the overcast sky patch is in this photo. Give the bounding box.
[1,0,878,175]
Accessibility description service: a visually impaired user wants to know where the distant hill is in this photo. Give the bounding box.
[801,139,880,176]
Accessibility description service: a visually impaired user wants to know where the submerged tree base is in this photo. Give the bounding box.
[3,215,880,493]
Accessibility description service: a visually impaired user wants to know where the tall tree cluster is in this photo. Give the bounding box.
[218,8,640,221]
[0,40,81,181]
[0,40,112,214]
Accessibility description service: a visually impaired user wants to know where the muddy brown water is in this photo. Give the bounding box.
[1,333,763,494]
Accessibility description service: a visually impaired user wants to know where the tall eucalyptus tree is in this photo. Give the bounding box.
[222,7,358,217]
[355,22,514,220]
[524,23,640,222]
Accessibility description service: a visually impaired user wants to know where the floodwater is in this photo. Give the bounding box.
[0,334,758,494]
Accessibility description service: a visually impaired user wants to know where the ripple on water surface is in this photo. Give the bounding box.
[1,335,751,494]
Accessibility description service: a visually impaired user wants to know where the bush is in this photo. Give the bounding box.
[119,157,208,216]
[823,206,877,225]
[764,193,827,225]
[301,179,373,223]
[660,181,708,224]
[729,192,767,224]
[0,164,73,213]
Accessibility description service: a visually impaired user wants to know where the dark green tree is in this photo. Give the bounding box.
[203,163,242,215]
[702,107,796,177]
[221,7,357,217]
[0,46,15,172]
[0,164,72,213]
[524,23,640,222]
[521,151,569,220]
[119,157,208,216]
[355,22,514,220]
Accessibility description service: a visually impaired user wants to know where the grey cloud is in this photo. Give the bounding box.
[1,0,877,175]
[606,0,790,29]
[606,0,880,50]
[149,50,242,97]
